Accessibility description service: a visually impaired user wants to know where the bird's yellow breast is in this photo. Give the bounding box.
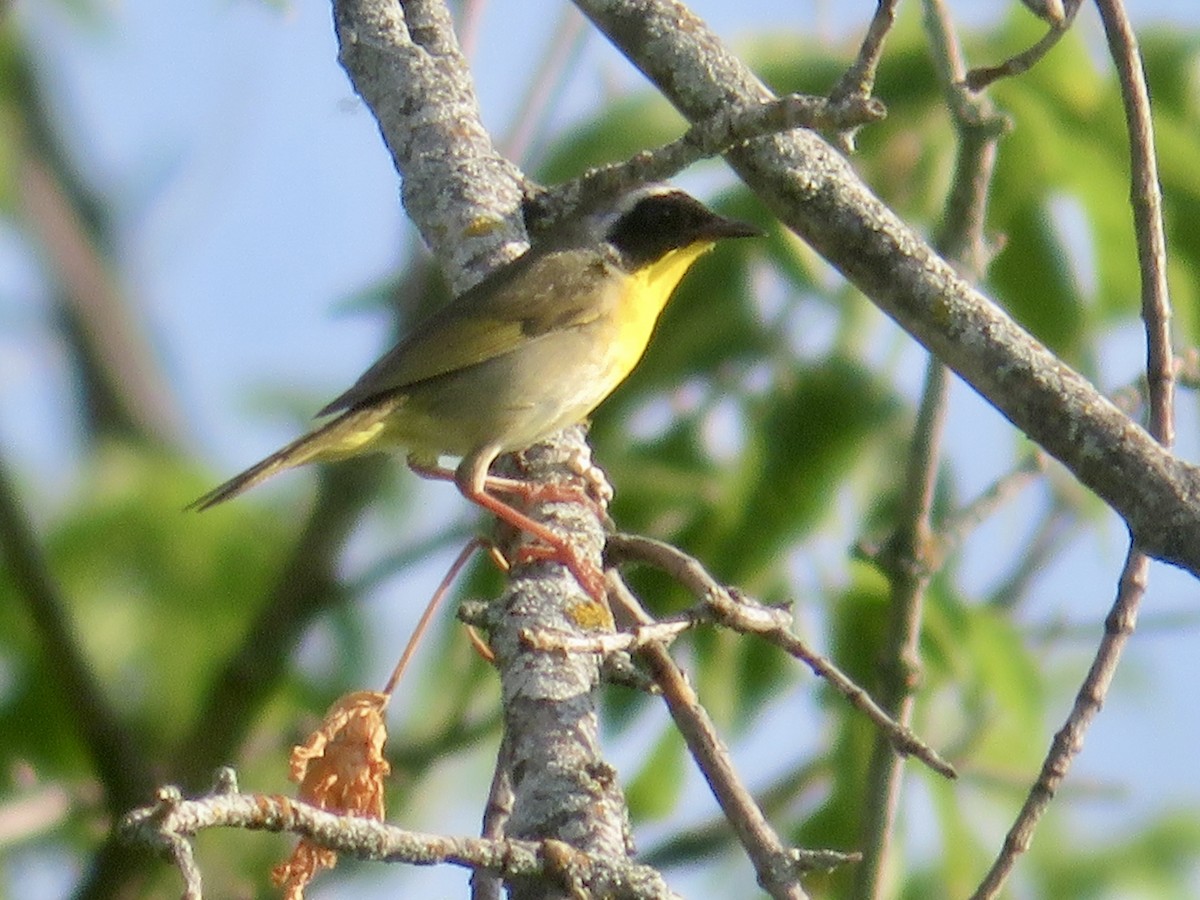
[608,240,714,379]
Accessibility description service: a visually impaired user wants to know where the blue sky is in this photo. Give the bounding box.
[3,1,1198,897]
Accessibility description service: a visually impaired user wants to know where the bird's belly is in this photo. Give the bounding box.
[393,325,624,459]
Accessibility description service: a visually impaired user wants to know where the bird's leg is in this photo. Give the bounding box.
[405,458,549,501]
[493,447,613,524]
[407,453,607,602]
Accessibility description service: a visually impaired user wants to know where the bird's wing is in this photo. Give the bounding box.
[317,247,619,416]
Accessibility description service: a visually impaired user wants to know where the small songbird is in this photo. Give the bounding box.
[191,185,760,595]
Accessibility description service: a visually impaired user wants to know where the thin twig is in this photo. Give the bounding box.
[971,1,1175,894]
[382,538,484,696]
[524,92,885,236]
[828,0,900,151]
[832,0,899,101]
[835,0,902,118]
[852,357,949,900]
[521,617,694,654]
[606,573,824,900]
[969,549,1147,900]
[607,535,955,780]
[964,0,1083,91]
[853,3,1009,894]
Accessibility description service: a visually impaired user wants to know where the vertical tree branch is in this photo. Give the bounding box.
[852,5,1003,895]
[1097,0,1173,445]
[851,358,947,900]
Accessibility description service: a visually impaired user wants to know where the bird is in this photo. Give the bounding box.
[190,184,760,596]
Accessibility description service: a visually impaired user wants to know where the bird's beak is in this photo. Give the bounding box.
[705,214,764,241]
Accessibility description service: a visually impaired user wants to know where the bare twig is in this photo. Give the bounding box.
[120,780,675,900]
[383,538,484,696]
[525,92,885,236]
[964,0,1083,91]
[521,616,694,654]
[1103,24,1174,445]
[606,573,826,900]
[970,549,1148,900]
[607,535,956,780]
[852,4,1006,894]
[832,0,899,101]
[971,1,1175,895]
[829,0,900,151]
[853,357,949,900]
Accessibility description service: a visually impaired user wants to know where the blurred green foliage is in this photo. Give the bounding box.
[2,5,1199,900]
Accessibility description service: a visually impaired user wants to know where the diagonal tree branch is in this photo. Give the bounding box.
[606,573,823,900]
[0,458,154,814]
[334,0,526,292]
[572,0,1200,581]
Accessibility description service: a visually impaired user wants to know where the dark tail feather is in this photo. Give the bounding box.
[187,445,302,511]
[187,403,398,511]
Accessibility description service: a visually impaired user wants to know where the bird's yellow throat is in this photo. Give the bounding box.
[612,241,714,375]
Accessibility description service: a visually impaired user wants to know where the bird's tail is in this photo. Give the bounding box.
[188,401,400,511]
